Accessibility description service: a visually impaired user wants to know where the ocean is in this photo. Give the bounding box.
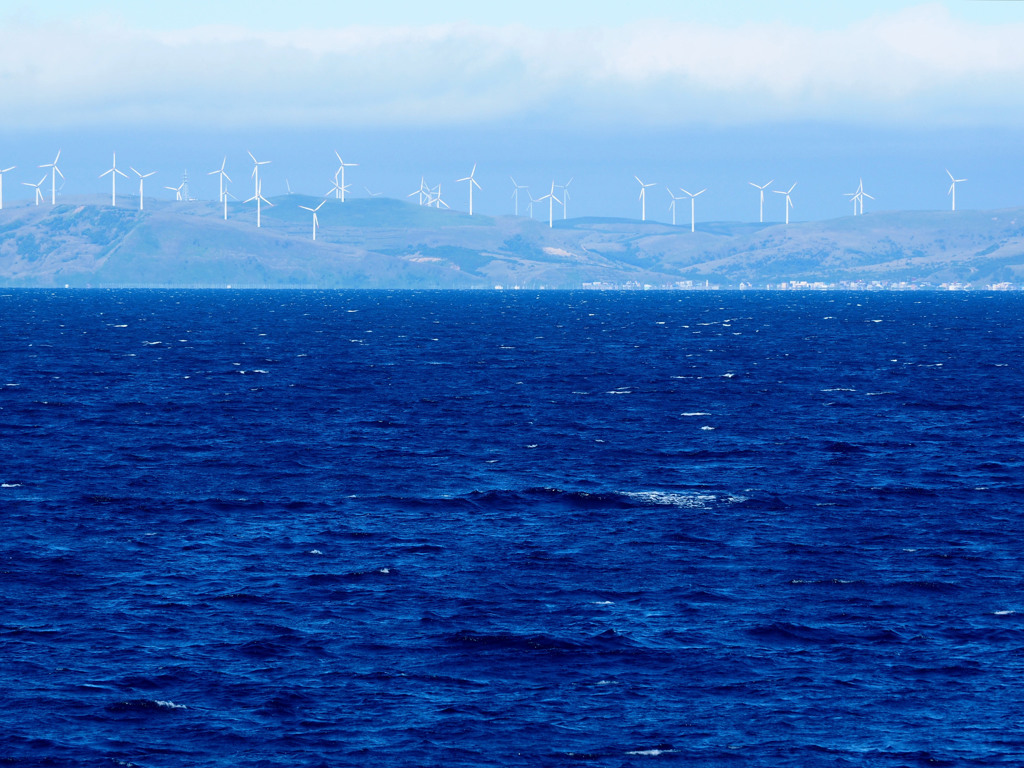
[2,289,1023,767]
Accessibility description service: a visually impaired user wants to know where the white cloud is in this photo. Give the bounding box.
[2,4,1024,129]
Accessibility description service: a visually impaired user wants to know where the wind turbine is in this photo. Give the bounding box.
[208,157,231,203]
[749,180,773,223]
[408,177,428,206]
[456,164,481,215]
[364,187,383,197]
[0,165,15,210]
[843,183,861,215]
[299,200,325,241]
[510,177,528,216]
[39,150,63,205]
[557,177,573,219]
[527,192,538,219]
[774,183,796,225]
[248,151,270,199]
[430,183,450,209]
[857,179,873,215]
[99,152,128,207]
[245,180,273,227]
[635,176,655,221]
[680,187,706,233]
[23,175,45,206]
[164,182,185,201]
[333,152,357,202]
[539,180,561,228]
[947,169,966,211]
[667,188,684,226]
[130,167,156,211]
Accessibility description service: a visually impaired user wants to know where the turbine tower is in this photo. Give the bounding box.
[333,152,357,202]
[39,150,63,205]
[557,177,573,219]
[947,169,966,211]
[23,175,45,206]
[248,151,270,199]
[667,188,683,226]
[680,187,706,233]
[99,152,128,207]
[635,176,655,221]
[510,177,528,216]
[456,163,481,215]
[0,165,15,210]
[245,180,273,227]
[208,157,231,203]
[749,180,773,223]
[130,167,156,211]
[774,183,796,225]
[299,200,325,241]
[527,192,538,219]
[223,189,237,221]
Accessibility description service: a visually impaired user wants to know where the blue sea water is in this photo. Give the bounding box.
[2,289,1024,767]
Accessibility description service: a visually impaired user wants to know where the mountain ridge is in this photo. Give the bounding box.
[1,195,1022,288]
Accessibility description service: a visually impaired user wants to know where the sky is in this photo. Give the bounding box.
[2,1,1024,222]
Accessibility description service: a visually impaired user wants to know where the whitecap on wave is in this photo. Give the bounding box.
[154,700,187,710]
[624,491,718,508]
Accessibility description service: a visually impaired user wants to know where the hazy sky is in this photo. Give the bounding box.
[2,1,1023,221]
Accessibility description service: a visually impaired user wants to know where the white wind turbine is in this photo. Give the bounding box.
[749,180,773,223]
[667,188,684,226]
[527,192,538,219]
[680,187,706,233]
[0,165,15,210]
[456,163,481,215]
[99,152,128,207]
[424,183,447,209]
[245,180,273,227]
[208,157,231,204]
[539,180,562,228]
[844,181,861,215]
[23,175,45,206]
[635,176,655,221]
[408,177,428,206]
[333,152,357,202]
[130,167,156,211]
[947,169,966,211]
[248,151,270,199]
[557,177,573,219]
[164,181,185,201]
[299,200,325,240]
[856,179,873,215]
[510,177,528,216]
[774,183,796,225]
[39,150,63,205]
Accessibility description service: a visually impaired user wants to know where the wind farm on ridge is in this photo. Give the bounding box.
[0,146,976,232]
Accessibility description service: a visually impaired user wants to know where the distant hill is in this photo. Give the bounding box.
[1,195,1022,288]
